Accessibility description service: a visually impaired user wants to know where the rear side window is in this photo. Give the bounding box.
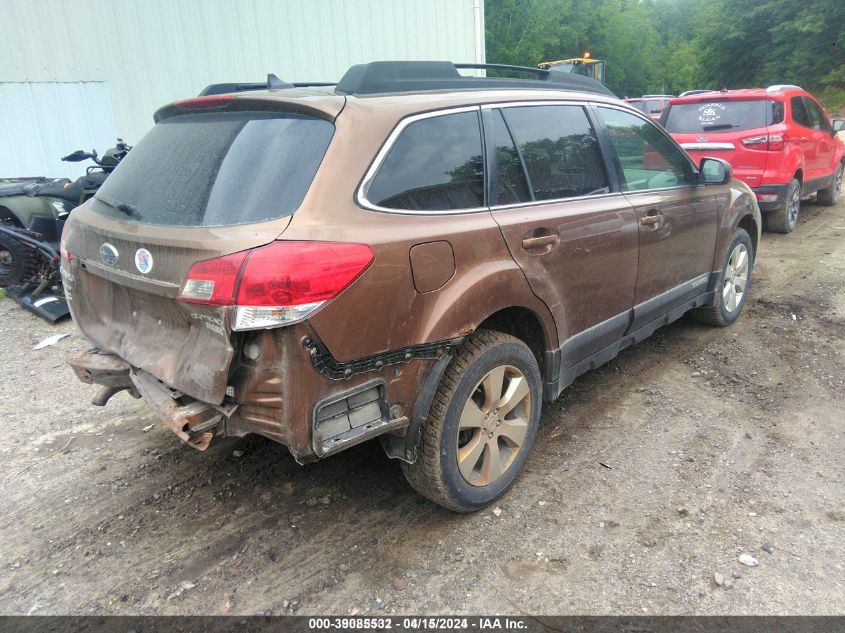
[502,105,610,200]
[366,111,484,211]
[93,111,334,227]
[664,99,783,133]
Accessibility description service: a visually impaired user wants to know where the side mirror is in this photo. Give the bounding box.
[833,119,845,133]
[700,157,732,185]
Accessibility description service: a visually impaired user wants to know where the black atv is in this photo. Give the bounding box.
[0,140,130,321]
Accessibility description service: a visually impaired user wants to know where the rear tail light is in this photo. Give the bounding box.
[741,134,785,151]
[766,134,785,151]
[177,241,375,331]
[755,193,779,203]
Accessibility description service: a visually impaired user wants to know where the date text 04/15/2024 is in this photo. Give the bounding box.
[307,617,528,630]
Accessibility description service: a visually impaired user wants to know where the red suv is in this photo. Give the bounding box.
[662,86,845,233]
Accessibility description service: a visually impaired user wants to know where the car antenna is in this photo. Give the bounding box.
[267,73,294,91]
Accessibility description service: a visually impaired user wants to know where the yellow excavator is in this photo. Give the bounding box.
[539,52,606,84]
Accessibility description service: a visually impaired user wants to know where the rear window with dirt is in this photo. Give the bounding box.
[91,111,334,227]
[663,99,784,133]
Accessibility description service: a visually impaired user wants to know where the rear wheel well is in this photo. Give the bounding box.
[476,307,549,379]
[737,214,758,256]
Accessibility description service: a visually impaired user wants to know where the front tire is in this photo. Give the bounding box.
[763,178,800,233]
[816,162,843,206]
[401,330,542,512]
[690,228,754,327]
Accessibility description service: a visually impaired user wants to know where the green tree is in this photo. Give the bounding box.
[485,0,845,109]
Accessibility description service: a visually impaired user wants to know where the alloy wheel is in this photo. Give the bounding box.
[456,365,531,487]
[722,243,750,313]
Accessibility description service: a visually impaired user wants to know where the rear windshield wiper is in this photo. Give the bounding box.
[95,194,138,217]
[702,124,738,131]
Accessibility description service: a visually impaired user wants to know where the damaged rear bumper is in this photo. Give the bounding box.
[68,351,137,406]
[68,350,232,451]
[67,325,443,462]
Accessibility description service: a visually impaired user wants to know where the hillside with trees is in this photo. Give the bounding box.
[485,0,845,109]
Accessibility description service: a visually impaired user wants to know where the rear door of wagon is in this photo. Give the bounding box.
[61,98,340,404]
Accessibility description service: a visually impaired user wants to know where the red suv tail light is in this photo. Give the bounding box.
[178,241,375,330]
[766,134,786,151]
[741,133,786,151]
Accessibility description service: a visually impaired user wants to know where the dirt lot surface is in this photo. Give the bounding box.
[1,200,844,617]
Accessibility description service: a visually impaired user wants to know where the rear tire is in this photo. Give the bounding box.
[0,232,35,288]
[401,330,542,512]
[816,162,843,206]
[763,178,800,233]
[690,228,754,327]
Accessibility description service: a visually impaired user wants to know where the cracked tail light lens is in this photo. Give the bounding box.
[177,241,375,331]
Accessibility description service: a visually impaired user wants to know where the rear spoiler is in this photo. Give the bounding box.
[198,74,335,96]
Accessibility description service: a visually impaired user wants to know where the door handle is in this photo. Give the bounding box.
[522,234,560,249]
[640,210,664,228]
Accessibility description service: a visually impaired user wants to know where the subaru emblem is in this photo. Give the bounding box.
[99,243,119,267]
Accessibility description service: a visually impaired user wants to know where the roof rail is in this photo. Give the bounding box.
[334,61,616,97]
[198,74,335,96]
[766,84,802,93]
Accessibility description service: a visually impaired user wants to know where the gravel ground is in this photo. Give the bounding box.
[0,198,843,616]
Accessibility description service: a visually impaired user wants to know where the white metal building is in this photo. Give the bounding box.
[0,0,485,179]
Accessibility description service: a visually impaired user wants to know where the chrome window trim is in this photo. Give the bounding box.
[356,98,687,215]
[356,105,489,216]
[480,99,587,109]
[490,190,624,212]
[487,100,702,204]
[490,184,704,212]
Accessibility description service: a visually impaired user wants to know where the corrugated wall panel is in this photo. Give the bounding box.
[0,82,118,179]
[0,0,484,154]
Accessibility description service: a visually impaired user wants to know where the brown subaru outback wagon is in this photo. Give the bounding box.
[62,62,761,511]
